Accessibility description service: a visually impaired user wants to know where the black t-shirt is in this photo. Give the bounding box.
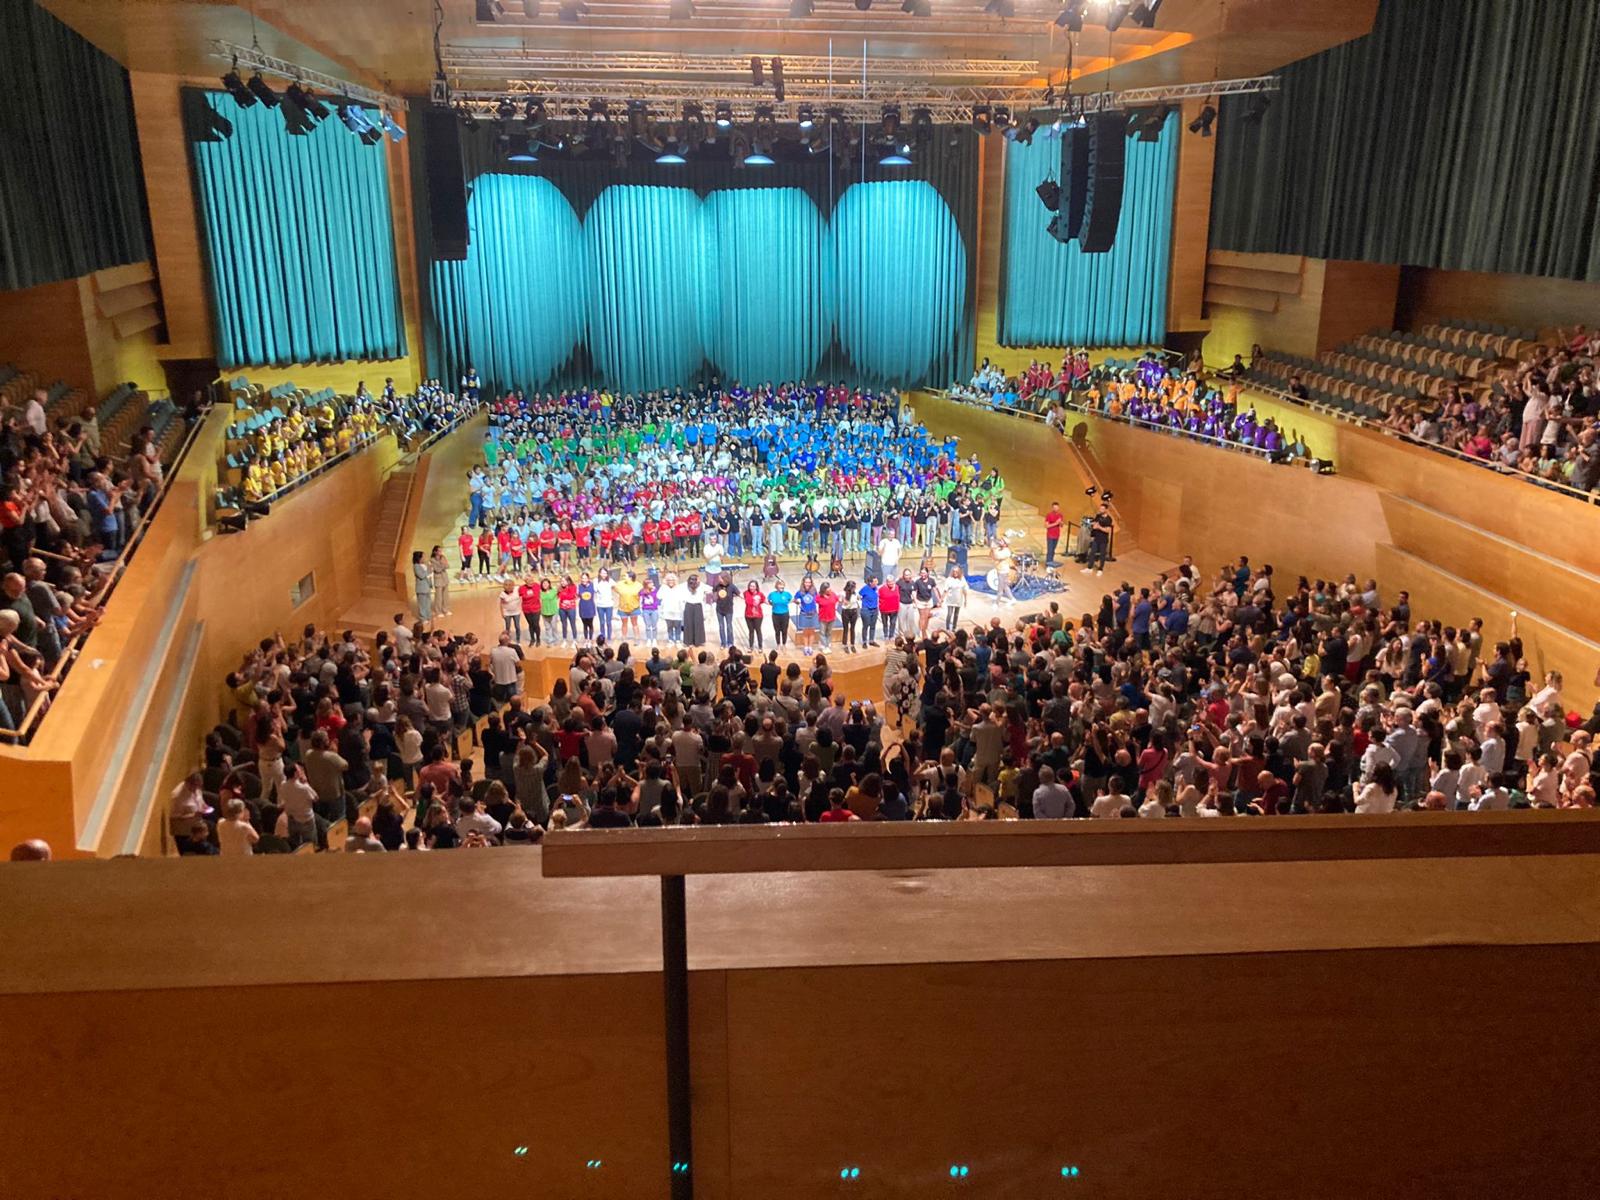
[759,662,781,690]
[588,807,633,828]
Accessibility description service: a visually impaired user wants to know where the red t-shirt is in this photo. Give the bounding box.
[672,516,690,539]
[557,528,575,547]
[518,583,540,613]
[508,533,523,555]
[1044,510,1064,538]
[599,526,614,549]
[819,808,858,823]
[642,521,659,544]
[877,582,901,613]
[539,528,557,550]
[477,531,494,554]
[817,591,839,621]
[686,514,702,536]
[458,533,474,558]
[558,584,578,610]
[574,524,592,548]
[497,530,512,555]
[744,589,765,619]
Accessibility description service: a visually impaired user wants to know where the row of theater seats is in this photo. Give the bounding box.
[0,363,183,461]
[1245,319,1531,419]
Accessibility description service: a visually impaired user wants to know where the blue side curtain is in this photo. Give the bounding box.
[999,116,1179,346]
[832,180,968,385]
[430,174,588,391]
[185,89,406,370]
[584,185,706,393]
[696,187,833,386]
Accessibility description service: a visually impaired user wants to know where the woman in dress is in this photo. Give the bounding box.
[681,573,707,647]
[412,550,433,622]
[429,545,451,617]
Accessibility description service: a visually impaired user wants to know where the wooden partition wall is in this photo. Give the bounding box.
[2,832,1596,1200]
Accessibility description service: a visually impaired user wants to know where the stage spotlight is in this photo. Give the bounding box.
[655,147,687,163]
[360,125,384,146]
[1084,486,1098,497]
[993,105,1012,130]
[971,104,992,134]
[1188,103,1217,136]
[1036,179,1060,212]
[669,0,694,16]
[246,73,280,108]
[880,105,900,137]
[506,134,538,161]
[797,104,815,129]
[281,96,315,135]
[1243,93,1272,123]
[789,0,814,14]
[984,0,1015,16]
[1100,489,1114,501]
[854,0,871,10]
[1132,105,1169,140]
[337,100,371,135]
[1105,2,1131,32]
[879,147,912,166]
[495,97,517,122]
[714,101,733,128]
[221,66,257,108]
[901,0,931,13]
[1054,1,1084,30]
[910,106,933,142]
[1130,0,1163,27]
[287,83,329,121]
[558,0,586,21]
[381,111,406,141]
[743,149,775,165]
[1017,116,1039,145]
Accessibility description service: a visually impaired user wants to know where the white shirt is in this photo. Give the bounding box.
[489,643,521,686]
[594,578,616,607]
[498,590,521,618]
[393,624,414,655]
[1354,781,1397,814]
[658,583,688,622]
[24,397,46,436]
[878,537,901,568]
[944,577,967,609]
[1090,792,1127,819]
[218,816,258,856]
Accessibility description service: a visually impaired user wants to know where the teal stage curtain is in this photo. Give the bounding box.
[584,185,706,393]
[429,174,588,391]
[1210,0,1600,282]
[998,118,1179,347]
[185,89,406,370]
[0,0,149,292]
[696,187,833,386]
[408,107,980,395]
[832,180,968,386]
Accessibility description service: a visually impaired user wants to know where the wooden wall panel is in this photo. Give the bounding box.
[128,72,212,363]
[0,277,94,391]
[1397,265,1600,338]
[1204,255,1324,365]
[1066,410,1391,584]
[1166,100,1216,334]
[907,393,1097,514]
[970,132,1009,372]
[1316,259,1401,352]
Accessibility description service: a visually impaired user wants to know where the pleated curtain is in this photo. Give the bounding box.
[1210,0,1600,282]
[998,116,1179,347]
[186,89,407,369]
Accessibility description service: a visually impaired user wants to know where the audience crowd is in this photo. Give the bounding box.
[172,550,1598,855]
[237,377,477,503]
[1381,326,1600,491]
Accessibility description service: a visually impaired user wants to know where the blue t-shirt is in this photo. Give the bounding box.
[796,591,818,616]
[768,590,792,615]
[578,585,596,619]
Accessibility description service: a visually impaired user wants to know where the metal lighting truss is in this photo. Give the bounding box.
[208,39,407,112]
[447,75,1280,125]
[442,48,1040,84]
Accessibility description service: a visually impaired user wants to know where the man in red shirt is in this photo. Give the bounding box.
[877,578,900,628]
[819,790,859,822]
[1043,500,1065,568]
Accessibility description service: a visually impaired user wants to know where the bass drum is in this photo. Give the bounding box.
[984,568,1001,593]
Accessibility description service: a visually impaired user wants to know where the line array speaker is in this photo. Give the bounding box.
[424,108,469,261]
[1079,112,1126,253]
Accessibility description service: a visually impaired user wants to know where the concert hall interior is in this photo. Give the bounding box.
[1,0,1598,1196]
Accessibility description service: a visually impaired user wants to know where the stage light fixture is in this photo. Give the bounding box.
[880,105,900,137]
[1125,108,1147,136]
[337,99,370,135]
[286,83,328,121]
[1130,0,1163,27]
[983,0,1015,17]
[1017,116,1039,144]
[506,134,538,161]
[789,0,814,14]
[381,111,406,141]
[558,0,586,21]
[459,105,480,130]
[879,148,911,166]
[993,105,1012,130]
[246,72,280,107]
[281,97,315,136]
[221,66,257,108]
[1055,2,1085,31]
[797,104,815,129]
[743,149,775,165]
[714,101,733,128]
[1105,2,1131,32]
[910,106,933,143]
[1133,105,1169,140]
[901,0,931,13]
[1036,179,1060,212]
[360,124,384,146]
[669,0,694,16]
[1188,103,1217,136]
[772,56,784,101]
[1243,93,1272,123]
[854,0,872,9]
[655,148,687,164]
[971,104,992,134]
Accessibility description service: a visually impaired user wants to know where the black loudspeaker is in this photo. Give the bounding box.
[424,107,469,261]
[1079,113,1126,253]
[1059,125,1091,240]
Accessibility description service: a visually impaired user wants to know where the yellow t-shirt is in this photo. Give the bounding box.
[615,579,642,613]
